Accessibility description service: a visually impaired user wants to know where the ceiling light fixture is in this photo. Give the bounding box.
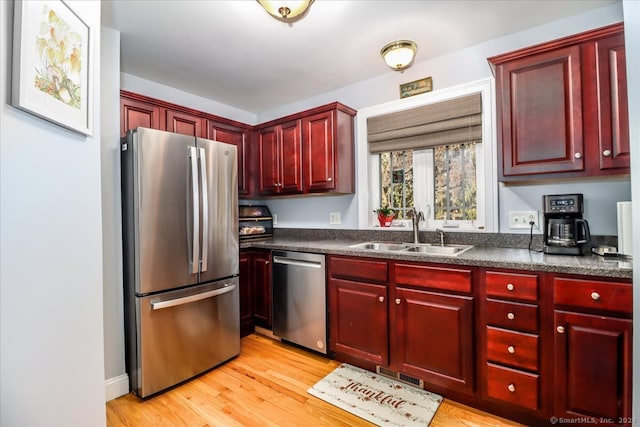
[380,40,418,72]
[257,0,314,21]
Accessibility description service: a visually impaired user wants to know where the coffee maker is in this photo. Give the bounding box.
[543,194,591,255]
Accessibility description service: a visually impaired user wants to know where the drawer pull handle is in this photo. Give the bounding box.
[507,345,516,354]
[506,283,515,291]
[507,383,516,393]
[591,292,601,301]
[507,312,515,320]
[557,326,565,334]
[395,298,401,305]
[378,296,384,303]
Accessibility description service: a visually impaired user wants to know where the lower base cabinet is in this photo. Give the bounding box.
[328,255,633,426]
[239,249,272,337]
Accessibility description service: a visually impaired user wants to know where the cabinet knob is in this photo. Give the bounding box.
[590,292,600,301]
[603,149,612,157]
[574,152,582,159]
[265,261,269,265]
[506,283,515,291]
[507,312,515,320]
[507,345,516,354]
[395,298,401,305]
[378,296,384,303]
[327,177,333,182]
[507,383,516,393]
[557,325,565,334]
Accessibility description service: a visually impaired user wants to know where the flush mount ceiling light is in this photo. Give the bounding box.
[257,0,314,21]
[381,40,418,72]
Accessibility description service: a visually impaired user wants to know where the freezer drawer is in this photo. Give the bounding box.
[130,278,240,398]
[272,251,327,354]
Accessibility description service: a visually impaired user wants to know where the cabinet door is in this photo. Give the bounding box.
[279,120,303,194]
[121,97,165,137]
[257,126,281,195]
[303,111,335,191]
[496,45,584,179]
[584,33,629,172]
[329,278,388,367]
[253,251,272,328]
[554,310,632,421]
[392,287,475,394]
[166,110,205,137]
[239,252,254,337]
[208,121,251,196]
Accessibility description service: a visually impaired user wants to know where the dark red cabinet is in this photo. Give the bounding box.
[239,251,254,337]
[490,23,629,181]
[120,96,165,137]
[252,250,272,328]
[257,120,303,195]
[166,109,205,137]
[208,121,252,196]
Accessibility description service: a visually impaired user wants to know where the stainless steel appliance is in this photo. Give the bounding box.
[121,127,239,398]
[272,251,327,354]
[543,193,591,255]
[239,205,273,241]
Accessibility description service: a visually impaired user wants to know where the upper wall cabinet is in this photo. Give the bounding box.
[489,23,629,182]
[120,91,254,197]
[256,102,356,197]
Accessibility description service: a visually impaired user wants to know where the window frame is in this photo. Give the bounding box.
[355,78,498,232]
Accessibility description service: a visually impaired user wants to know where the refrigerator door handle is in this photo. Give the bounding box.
[150,283,237,310]
[198,147,209,273]
[188,146,200,274]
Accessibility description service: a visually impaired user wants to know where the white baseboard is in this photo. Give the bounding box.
[105,374,129,402]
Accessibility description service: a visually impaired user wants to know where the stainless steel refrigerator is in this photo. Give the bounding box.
[121,127,239,398]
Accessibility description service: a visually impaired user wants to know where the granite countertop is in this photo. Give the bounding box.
[244,238,633,279]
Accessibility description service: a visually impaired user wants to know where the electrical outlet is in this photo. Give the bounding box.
[508,211,539,229]
[329,212,341,225]
[273,213,277,225]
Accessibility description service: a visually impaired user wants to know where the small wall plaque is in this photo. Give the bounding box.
[400,77,433,99]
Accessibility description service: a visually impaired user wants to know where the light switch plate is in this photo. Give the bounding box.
[329,212,341,225]
[509,211,538,229]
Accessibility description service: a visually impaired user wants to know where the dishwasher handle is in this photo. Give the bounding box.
[273,256,323,269]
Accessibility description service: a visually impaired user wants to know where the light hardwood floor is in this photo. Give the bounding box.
[107,334,523,426]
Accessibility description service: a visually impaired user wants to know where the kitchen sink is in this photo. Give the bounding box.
[402,243,473,255]
[348,241,408,251]
[348,241,473,256]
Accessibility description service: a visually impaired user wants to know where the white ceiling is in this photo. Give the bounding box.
[101,0,618,115]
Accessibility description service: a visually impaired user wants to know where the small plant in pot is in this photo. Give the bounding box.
[374,206,395,227]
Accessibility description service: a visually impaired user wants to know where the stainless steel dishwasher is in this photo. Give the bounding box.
[272,250,327,354]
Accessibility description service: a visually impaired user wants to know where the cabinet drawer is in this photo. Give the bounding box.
[486,363,539,411]
[554,277,632,314]
[486,327,538,372]
[329,256,388,283]
[394,263,472,293]
[486,271,538,302]
[486,299,538,333]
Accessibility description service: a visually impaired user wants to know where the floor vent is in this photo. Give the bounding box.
[376,366,424,390]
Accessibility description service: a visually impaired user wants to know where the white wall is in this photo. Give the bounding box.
[622,0,640,418]
[0,1,106,426]
[253,3,629,235]
[101,26,129,401]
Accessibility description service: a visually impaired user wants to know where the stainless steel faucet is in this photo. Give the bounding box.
[435,228,445,246]
[411,207,425,244]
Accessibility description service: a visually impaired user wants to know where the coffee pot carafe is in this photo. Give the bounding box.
[543,194,591,255]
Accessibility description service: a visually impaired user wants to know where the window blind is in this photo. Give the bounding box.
[367,93,482,153]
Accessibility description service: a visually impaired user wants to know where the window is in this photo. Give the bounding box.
[376,141,479,227]
[357,79,496,231]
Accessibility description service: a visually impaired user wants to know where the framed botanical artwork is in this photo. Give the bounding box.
[12,0,93,136]
[400,77,433,99]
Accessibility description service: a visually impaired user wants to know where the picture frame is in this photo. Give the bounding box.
[400,77,433,99]
[12,0,93,136]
